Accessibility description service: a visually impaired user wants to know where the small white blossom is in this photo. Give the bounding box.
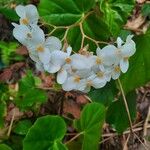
[111,64,121,80]
[15,4,39,26]
[13,24,44,47]
[12,4,136,93]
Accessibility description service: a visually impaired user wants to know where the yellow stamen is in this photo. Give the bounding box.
[74,76,80,83]
[21,18,29,25]
[97,71,104,78]
[124,57,129,61]
[36,45,44,52]
[65,58,71,64]
[114,66,120,72]
[96,57,102,64]
[87,80,92,86]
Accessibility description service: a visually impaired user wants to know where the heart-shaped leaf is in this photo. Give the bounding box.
[74,103,105,150]
[23,115,67,150]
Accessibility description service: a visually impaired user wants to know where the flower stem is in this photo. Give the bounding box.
[118,79,133,133]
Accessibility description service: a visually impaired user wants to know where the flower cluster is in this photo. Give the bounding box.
[12,4,136,93]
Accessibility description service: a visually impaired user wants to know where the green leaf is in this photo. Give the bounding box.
[0,7,19,21]
[88,81,117,106]
[13,120,32,135]
[16,71,47,109]
[74,103,105,150]
[38,0,82,26]
[0,41,22,66]
[74,0,96,12]
[99,0,135,36]
[67,12,111,51]
[38,0,96,26]
[121,29,150,93]
[106,91,136,133]
[0,144,12,150]
[23,115,67,150]
[142,3,150,18]
[0,101,6,128]
[48,141,68,150]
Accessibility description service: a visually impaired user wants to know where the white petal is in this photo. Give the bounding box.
[62,77,77,91]
[44,63,60,73]
[92,78,106,88]
[57,69,68,84]
[112,71,120,80]
[15,5,26,18]
[76,79,87,91]
[13,25,30,45]
[71,54,90,70]
[31,25,45,45]
[45,36,62,51]
[96,47,102,56]
[25,4,39,25]
[126,35,134,43]
[35,62,44,72]
[122,40,136,57]
[75,69,92,78]
[117,37,124,48]
[12,23,19,27]
[38,48,51,64]
[51,51,67,66]
[29,52,39,63]
[120,59,129,73]
[66,46,72,56]
[100,45,117,65]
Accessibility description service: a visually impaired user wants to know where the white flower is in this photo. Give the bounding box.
[28,36,62,66]
[12,4,136,94]
[111,64,121,80]
[96,46,118,67]
[62,75,83,91]
[44,46,72,74]
[15,4,39,25]
[119,35,136,73]
[13,24,44,47]
[70,54,94,70]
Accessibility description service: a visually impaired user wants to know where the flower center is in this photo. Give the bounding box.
[74,76,80,83]
[21,18,29,25]
[97,71,104,78]
[65,57,71,64]
[26,33,32,39]
[114,66,120,72]
[96,57,102,64]
[87,80,92,86]
[124,57,129,61]
[36,45,44,52]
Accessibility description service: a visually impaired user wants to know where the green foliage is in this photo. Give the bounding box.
[74,103,105,150]
[0,41,24,66]
[23,115,67,150]
[0,7,19,21]
[13,120,32,135]
[99,0,135,36]
[0,84,8,128]
[142,3,150,18]
[0,144,12,150]
[0,101,6,128]
[106,91,136,133]
[88,81,117,106]
[121,29,150,93]
[15,71,47,110]
[38,0,96,26]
